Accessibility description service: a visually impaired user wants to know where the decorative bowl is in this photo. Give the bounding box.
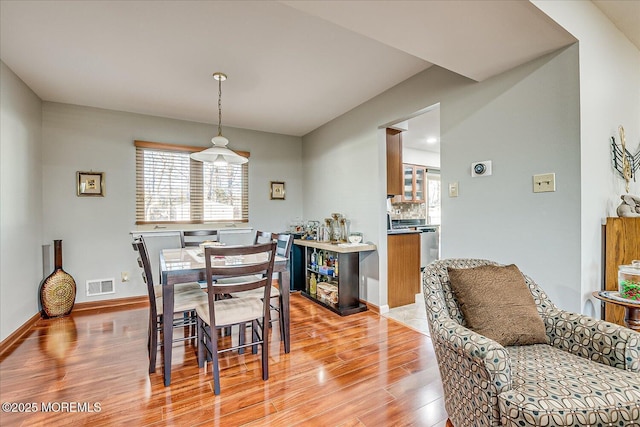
[348,232,363,244]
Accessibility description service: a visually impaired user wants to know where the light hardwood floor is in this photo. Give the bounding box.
[0,293,448,426]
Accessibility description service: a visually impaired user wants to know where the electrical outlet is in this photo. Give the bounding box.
[533,173,556,193]
[449,182,459,197]
[121,271,129,282]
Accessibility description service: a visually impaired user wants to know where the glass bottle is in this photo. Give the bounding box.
[331,213,341,242]
[334,256,339,277]
[318,225,327,242]
[339,218,348,242]
[311,248,317,269]
[309,273,317,296]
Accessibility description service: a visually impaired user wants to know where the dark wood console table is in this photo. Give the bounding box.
[293,240,376,316]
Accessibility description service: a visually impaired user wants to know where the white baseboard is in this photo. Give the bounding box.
[379,304,390,314]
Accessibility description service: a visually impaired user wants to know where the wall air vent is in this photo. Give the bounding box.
[86,278,115,296]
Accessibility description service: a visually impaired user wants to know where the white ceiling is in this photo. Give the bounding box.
[593,0,640,50]
[0,1,634,139]
[403,107,442,154]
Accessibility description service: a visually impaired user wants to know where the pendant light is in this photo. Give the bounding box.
[190,72,248,165]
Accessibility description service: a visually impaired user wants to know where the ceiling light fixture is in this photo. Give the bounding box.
[190,72,248,165]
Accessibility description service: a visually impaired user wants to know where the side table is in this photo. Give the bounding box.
[592,291,640,332]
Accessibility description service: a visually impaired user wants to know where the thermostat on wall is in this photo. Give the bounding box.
[471,160,492,177]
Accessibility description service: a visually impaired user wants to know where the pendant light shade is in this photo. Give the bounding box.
[191,72,248,165]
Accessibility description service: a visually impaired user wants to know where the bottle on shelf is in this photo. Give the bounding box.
[318,250,324,267]
[311,248,317,269]
[334,256,339,277]
[310,273,317,295]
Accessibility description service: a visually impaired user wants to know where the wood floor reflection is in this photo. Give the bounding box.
[0,293,448,426]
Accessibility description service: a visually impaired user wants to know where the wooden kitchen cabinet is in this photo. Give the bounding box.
[388,232,421,308]
[402,164,426,202]
[386,128,403,196]
[602,217,640,326]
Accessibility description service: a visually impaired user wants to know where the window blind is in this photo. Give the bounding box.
[134,140,249,224]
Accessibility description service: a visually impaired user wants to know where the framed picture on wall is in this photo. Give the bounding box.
[77,171,105,197]
[270,181,285,200]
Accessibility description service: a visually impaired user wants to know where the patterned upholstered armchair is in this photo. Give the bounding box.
[423,259,640,427]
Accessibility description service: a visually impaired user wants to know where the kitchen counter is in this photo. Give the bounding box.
[387,231,421,308]
[387,229,420,235]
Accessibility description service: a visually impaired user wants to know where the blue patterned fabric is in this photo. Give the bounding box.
[423,259,640,427]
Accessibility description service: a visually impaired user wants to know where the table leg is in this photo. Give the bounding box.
[280,269,291,353]
[624,307,640,332]
[163,284,174,386]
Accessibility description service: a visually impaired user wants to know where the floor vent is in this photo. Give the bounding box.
[86,278,115,296]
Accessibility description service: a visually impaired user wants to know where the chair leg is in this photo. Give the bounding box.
[149,315,158,374]
[210,326,221,395]
[196,317,205,368]
[252,320,259,354]
[261,317,269,381]
[238,322,246,354]
[279,294,289,351]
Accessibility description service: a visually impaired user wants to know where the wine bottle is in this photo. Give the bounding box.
[310,273,317,295]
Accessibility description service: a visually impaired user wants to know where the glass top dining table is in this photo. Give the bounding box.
[159,247,290,387]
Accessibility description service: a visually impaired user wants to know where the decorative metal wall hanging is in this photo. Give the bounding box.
[611,125,640,193]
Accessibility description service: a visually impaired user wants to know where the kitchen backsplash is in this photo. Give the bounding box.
[389,202,426,220]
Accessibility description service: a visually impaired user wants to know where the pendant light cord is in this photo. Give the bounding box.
[217,76,223,137]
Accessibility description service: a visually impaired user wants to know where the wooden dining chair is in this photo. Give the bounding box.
[254,230,275,244]
[132,236,208,374]
[231,232,293,352]
[196,242,277,394]
[180,229,219,247]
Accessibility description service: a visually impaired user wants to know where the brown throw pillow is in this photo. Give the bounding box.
[447,264,547,346]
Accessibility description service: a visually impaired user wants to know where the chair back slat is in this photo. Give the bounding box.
[212,276,270,294]
[181,230,219,247]
[208,263,273,278]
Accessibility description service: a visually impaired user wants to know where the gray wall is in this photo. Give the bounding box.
[533,0,640,317]
[441,45,581,310]
[0,61,43,341]
[41,102,303,304]
[302,45,581,311]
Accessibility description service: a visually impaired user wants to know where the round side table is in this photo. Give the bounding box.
[592,291,640,332]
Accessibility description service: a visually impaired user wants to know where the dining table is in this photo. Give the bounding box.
[159,246,290,387]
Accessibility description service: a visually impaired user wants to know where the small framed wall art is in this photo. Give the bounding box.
[77,171,105,197]
[270,181,285,200]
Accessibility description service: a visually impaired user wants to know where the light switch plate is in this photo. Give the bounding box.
[533,173,556,193]
[449,182,459,197]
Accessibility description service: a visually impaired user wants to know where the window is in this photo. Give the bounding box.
[135,140,249,224]
[426,170,441,225]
